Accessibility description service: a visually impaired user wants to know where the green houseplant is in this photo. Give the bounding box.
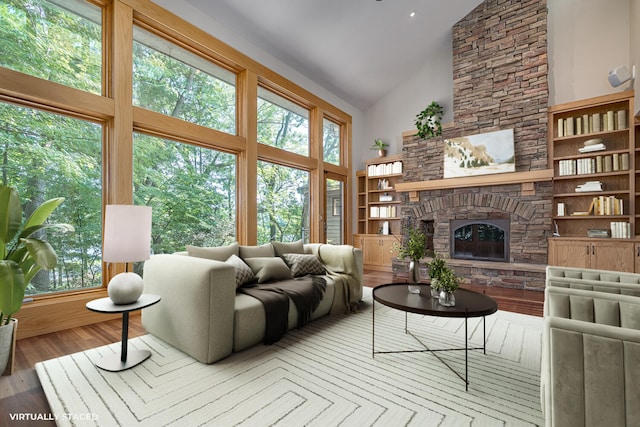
[436,267,461,307]
[427,252,449,298]
[0,184,73,374]
[370,138,388,157]
[395,226,427,293]
[415,101,444,139]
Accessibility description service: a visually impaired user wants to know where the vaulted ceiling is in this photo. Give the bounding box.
[184,0,484,110]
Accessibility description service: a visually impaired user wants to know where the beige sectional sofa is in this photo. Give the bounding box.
[542,266,640,426]
[141,241,363,364]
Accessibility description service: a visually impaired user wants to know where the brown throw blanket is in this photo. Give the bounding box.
[239,276,326,345]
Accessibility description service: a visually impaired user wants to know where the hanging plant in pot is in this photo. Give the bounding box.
[415,101,444,140]
[394,226,427,294]
[0,184,73,375]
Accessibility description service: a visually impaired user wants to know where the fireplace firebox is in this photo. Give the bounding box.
[450,219,509,262]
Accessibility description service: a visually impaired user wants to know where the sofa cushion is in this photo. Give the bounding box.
[186,242,239,261]
[239,243,275,259]
[271,240,305,257]
[282,253,325,277]
[244,257,293,283]
[225,254,255,287]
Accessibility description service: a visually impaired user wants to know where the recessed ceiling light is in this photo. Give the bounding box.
[409,11,416,18]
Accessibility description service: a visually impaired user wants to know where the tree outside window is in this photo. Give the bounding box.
[0,102,103,295]
[133,133,236,255]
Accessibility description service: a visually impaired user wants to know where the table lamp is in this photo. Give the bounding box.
[103,205,152,304]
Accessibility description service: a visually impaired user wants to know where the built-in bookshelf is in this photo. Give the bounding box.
[353,154,403,271]
[549,91,634,238]
[548,90,636,271]
[363,154,403,235]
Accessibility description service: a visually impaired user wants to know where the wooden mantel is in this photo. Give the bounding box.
[395,169,554,202]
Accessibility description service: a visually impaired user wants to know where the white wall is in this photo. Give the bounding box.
[356,32,455,168]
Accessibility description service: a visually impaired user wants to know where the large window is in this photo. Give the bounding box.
[133,27,236,134]
[258,87,309,156]
[0,102,103,295]
[133,133,236,253]
[257,161,309,244]
[0,0,102,94]
[323,118,341,165]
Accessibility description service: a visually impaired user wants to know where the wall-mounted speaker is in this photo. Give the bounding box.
[608,65,632,87]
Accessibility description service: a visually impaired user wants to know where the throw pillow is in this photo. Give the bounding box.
[282,253,325,277]
[271,240,305,257]
[244,257,293,283]
[186,242,239,261]
[239,243,275,259]
[225,254,255,287]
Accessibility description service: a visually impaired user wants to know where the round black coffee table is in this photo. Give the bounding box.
[372,283,497,390]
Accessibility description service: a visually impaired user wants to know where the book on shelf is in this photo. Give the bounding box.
[617,110,627,129]
[578,143,605,153]
[570,211,590,216]
[575,181,603,192]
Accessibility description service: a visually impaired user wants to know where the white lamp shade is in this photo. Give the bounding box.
[103,205,152,263]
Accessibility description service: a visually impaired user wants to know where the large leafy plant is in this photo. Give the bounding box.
[0,185,73,325]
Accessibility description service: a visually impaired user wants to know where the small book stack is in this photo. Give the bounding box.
[587,229,609,238]
[578,138,605,153]
[610,222,631,239]
[589,196,624,216]
[575,181,603,192]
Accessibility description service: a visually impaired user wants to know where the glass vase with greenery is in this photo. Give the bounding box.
[437,267,461,307]
[395,227,426,292]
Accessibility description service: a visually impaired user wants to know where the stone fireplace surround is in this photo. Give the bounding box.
[392,0,549,290]
[398,182,550,291]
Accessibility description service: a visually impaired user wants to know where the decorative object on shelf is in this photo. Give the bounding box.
[0,184,73,375]
[394,223,427,294]
[103,205,152,305]
[436,267,461,307]
[415,101,443,139]
[443,128,515,178]
[370,138,388,157]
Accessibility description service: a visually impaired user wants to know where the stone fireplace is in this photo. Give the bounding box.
[394,0,550,291]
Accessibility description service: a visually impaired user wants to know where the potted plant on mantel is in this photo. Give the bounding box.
[370,138,388,158]
[0,184,73,375]
[395,226,427,294]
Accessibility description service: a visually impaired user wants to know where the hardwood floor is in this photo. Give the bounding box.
[0,269,543,424]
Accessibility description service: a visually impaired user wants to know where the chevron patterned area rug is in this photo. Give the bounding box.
[36,288,544,426]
